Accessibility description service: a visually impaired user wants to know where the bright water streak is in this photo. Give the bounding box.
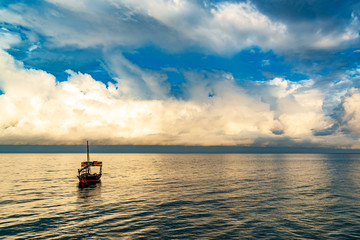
[1,154,360,239]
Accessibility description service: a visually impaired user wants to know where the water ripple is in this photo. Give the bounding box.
[1,153,360,239]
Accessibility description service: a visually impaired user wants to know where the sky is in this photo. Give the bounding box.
[0,0,360,149]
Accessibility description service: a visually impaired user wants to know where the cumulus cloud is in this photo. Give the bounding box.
[264,78,329,136]
[342,89,360,134]
[0,48,340,146]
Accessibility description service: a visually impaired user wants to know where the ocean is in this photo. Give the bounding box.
[1,153,360,239]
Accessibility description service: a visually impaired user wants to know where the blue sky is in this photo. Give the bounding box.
[1,0,360,148]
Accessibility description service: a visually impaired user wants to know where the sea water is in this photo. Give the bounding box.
[1,153,360,239]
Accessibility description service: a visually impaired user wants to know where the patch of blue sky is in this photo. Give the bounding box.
[166,71,185,98]
[123,46,309,84]
[1,23,115,85]
[307,48,360,81]
[343,48,360,68]
[317,67,332,76]
[0,23,31,41]
[7,43,115,85]
[0,0,42,7]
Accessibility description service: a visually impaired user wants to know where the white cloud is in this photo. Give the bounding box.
[197,2,287,53]
[319,32,355,49]
[263,78,330,137]
[105,52,170,99]
[0,49,339,146]
[2,0,356,55]
[342,88,360,134]
[107,0,288,54]
[309,27,358,49]
[0,8,26,26]
[0,1,157,48]
[0,29,21,49]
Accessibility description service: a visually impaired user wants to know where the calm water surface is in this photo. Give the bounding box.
[1,153,360,239]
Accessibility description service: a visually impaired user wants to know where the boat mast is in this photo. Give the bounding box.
[87,140,90,174]
[87,140,90,162]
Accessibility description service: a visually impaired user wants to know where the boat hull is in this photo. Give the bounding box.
[78,174,101,187]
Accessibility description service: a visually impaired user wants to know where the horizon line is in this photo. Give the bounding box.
[0,145,360,154]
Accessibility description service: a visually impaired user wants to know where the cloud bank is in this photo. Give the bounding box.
[1,47,359,147]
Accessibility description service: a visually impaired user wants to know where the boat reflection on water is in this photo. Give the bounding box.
[77,183,102,208]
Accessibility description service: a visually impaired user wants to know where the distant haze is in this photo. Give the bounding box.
[1,145,360,154]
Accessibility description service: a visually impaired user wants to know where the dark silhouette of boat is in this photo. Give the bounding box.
[77,141,102,187]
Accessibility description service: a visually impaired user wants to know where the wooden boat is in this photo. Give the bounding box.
[77,141,102,187]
